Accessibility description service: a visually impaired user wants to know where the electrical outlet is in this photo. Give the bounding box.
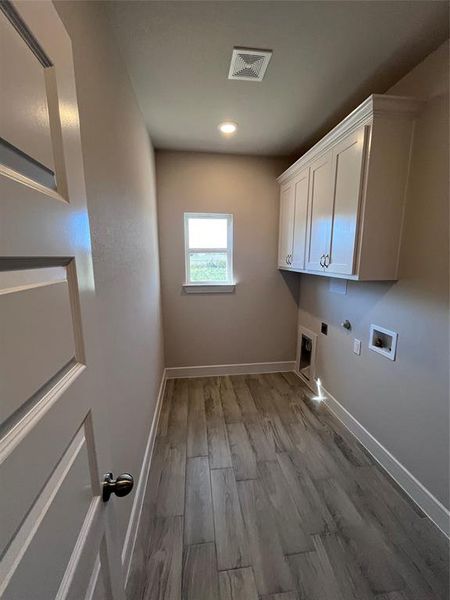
[321,322,328,335]
[353,339,361,355]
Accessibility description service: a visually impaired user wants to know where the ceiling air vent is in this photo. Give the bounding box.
[228,47,272,82]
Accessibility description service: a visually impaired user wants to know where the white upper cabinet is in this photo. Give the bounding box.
[291,167,309,270]
[305,152,333,272]
[327,125,367,275]
[278,167,310,270]
[278,182,295,268]
[278,94,421,280]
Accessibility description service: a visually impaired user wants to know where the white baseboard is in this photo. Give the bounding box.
[121,368,167,584]
[321,383,450,538]
[166,361,296,379]
[121,364,449,590]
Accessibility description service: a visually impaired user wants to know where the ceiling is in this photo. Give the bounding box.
[106,1,449,157]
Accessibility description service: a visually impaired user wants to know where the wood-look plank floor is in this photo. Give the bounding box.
[134,373,449,600]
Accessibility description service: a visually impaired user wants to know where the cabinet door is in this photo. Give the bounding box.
[327,126,367,275]
[305,151,333,271]
[291,167,309,270]
[278,182,295,268]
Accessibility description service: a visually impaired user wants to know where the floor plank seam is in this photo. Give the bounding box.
[134,373,449,600]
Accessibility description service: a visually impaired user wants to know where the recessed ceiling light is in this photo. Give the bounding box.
[218,121,238,135]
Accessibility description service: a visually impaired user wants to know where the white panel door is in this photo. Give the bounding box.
[327,126,368,275]
[305,151,333,272]
[278,182,295,268]
[0,3,125,599]
[291,167,309,271]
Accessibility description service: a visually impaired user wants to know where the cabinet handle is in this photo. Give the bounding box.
[324,254,330,268]
[319,255,325,267]
[286,255,289,265]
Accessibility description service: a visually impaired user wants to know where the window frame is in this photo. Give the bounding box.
[184,212,234,287]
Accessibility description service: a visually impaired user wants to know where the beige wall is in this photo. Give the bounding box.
[55,0,165,551]
[156,151,299,368]
[297,41,449,506]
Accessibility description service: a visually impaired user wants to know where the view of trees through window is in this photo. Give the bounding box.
[189,252,228,281]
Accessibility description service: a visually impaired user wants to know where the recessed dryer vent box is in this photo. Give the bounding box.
[296,326,318,392]
[369,324,398,361]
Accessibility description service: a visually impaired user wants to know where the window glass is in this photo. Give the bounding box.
[189,252,228,282]
[184,213,233,285]
[188,218,228,249]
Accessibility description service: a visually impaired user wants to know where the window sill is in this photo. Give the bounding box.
[182,283,236,294]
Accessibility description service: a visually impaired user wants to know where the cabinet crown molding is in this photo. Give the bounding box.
[278,94,422,184]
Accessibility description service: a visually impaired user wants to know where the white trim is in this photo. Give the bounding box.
[121,368,167,584]
[183,283,236,294]
[295,326,318,393]
[166,361,296,379]
[368,324,398,361]
[279,265,360,280]
[0,266,67,295]
[0,164,67,204]
[84,556,101,600]
[278,94,422,185]
[184,212,234,285]
[0,428,87,593]
[320,383,450,538]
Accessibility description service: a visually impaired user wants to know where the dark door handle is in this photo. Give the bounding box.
[102,472,134,502]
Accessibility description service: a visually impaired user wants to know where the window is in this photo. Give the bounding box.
[184,213,233,288]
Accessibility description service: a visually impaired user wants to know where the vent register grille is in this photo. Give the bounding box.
[228,48,272,81]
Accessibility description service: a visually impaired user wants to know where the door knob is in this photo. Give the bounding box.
[102,472,134,502]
